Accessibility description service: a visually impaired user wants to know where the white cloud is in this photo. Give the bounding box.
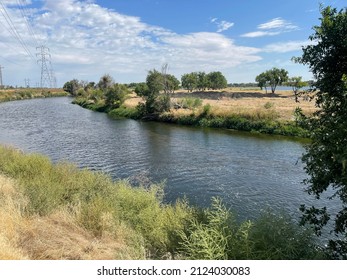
[217,21,234,32]
[210,18,234,33]
[241,31,280,38]
[2,0,31,4]
[263,41,310,53]
[258,18,298,30]
[241,17,298,38]
[0,0,260,85]
[161,32,260,70]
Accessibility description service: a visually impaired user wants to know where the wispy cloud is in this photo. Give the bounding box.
[242,17,298,38]
[258,18,298,30]
[210,18,234,33]
[263,40,311,53]
[241,31,280,38]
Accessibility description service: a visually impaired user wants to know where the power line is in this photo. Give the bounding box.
[16,0,40,46]
[0,0,35,60]
[0,53,25,66]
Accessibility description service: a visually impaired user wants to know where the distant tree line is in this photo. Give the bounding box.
[228,82,259,88]
[181,71,228,92]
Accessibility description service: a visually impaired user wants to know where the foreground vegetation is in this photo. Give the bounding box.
[0,88,67,103]
[295,6,347,258]
[0,145,326,260]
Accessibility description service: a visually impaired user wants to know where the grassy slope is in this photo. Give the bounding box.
[0,146,192,260]
[0,146,325,260]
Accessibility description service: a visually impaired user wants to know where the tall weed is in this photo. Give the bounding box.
[0,146,323,259]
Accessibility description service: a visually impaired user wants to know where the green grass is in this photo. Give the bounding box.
[0,145,326,259]
[0,88,67,103]
[158,111,308,138]
[0,146,193,258]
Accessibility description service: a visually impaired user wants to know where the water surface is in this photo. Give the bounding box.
[0,97,331,221]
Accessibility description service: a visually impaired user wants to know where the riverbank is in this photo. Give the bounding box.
[73,88,313,138]
[0,145,325,260]
[0,88,68,103]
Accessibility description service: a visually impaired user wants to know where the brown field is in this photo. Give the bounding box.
[125,87,316,121]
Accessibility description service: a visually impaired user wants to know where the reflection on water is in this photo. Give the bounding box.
[0,97,335,222]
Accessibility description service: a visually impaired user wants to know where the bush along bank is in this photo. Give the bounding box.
[0,145,326,259]
[0,88,68,103]
[157,108,309,138]
[73,97,309,138]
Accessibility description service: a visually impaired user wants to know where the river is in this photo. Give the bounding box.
[0,97,330,221]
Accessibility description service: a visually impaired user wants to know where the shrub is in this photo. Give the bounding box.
[200,104,212,117]
[109,106,141,119]
[179,198,233,260]
[179,97,203,109]
[179,198,325,260]
[249,211,325,259]
[264,102,274,109]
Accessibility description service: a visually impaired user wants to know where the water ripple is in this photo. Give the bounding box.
[0,97,338,222]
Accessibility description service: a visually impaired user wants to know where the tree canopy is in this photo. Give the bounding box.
[63,79,82,96]
[181,71,228,92]
[296,5,347,258]
[255,68,289,94]
[104,83,129,109]
[286,76,308,102]
[135,69,172,115]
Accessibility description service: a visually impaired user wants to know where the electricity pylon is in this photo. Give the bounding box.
[36,45,52,88]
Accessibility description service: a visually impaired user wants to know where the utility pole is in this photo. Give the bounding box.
[0,65,4,88]
[36,45,52,88]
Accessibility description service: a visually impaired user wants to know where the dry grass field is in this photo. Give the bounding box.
[0,174,133,260]
[125,87,316,121]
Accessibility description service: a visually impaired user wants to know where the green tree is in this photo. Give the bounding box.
[84,81,96,91]
[97,74,114,92]
[165,74,180,93]
[105,83,129,109]
[63,79,82,96]
[134,83,150,96]
[206,71,228,90]
[286,76,308,102]
[295,6,347,258]
[255,72,269,93]
[181,72,198,92]
[256,68,288,94]
[196,72,208,91]
[135,69,171,115]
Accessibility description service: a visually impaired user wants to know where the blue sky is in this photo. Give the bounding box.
[0,0,346,87]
